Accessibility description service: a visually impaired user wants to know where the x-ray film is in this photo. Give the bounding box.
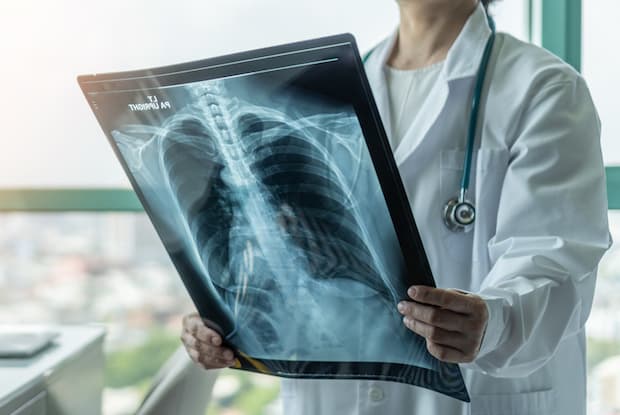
[78,34,469,401]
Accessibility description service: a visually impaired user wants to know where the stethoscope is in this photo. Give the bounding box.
[363,13,497,233]
[443,15,496,233]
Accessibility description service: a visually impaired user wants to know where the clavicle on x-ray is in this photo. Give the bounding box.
[78,34,469,402]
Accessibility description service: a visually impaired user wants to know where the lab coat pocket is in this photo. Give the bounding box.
[439,148,510,267]
[470,389,557,415]
[439,148,509,205]
[438,149,476,266]
[473,148,510,217]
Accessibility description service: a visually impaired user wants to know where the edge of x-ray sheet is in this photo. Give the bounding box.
[77,33,469,402]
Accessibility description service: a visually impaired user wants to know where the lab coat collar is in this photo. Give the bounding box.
[372,2,493,82]
[442,2,493,81]
[365,3,493,165]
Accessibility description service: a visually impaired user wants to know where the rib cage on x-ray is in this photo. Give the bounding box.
[83,35,470,400]
[114,80,404,359]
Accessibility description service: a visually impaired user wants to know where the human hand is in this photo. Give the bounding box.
[181,312,237,369]
[397,286,488,363]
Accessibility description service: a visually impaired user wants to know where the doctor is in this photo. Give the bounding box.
[181,0,611,413]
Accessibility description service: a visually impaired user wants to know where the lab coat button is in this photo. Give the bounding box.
[368,386,384,402]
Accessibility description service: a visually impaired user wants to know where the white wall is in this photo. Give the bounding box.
[582,0,620,165]
[0,0,527,187]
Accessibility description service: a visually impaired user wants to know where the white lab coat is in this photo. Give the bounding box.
[280,3,611,414]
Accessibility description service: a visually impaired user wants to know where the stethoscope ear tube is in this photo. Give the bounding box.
[443,14,495,233]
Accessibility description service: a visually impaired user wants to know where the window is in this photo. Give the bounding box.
[583,0,620,166]
[0,2,531,414]
[582,2,620,413]
[587,212,620,414]
[0,1,397,188]
[489,0,529,41]
[0,213,282,415]
[0,1,528,189]
[0,213,192,414]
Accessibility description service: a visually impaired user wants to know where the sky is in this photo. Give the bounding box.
[4,0,597,189]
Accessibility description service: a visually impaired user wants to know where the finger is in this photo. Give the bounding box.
[181,331,198,349]
[181,330,233,366]
[183,313,204,335]
[426,340,472,363]
[195,324,223,346]
[198,342,236,363]
[181,314,234,369]
[186,316,225,345]
[197,355,232,370]
[408,286,474,314]
[402,316,468,352]
[197,350,236,368]
[182,312,199,329]
[199,355,234,369]
[188,348,201,363]
[398,301,467,332]
[180,335,201,364]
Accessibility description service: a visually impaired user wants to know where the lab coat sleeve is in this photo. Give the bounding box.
[464,75,611,377]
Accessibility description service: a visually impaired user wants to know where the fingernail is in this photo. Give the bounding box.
[408,287,417,298]
[397,302,405,312]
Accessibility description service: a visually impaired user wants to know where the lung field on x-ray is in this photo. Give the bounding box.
[112,78,409,361]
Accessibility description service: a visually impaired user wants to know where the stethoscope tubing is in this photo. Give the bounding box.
[362,11,497,232]
[460,15,496,202]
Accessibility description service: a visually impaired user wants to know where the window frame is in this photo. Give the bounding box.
[1,0,617,212]
[540,0,582,71]
[537,0,620,209]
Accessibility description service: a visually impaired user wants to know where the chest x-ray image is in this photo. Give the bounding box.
[78,34,468,402]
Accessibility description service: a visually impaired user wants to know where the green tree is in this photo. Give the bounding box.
[105,329,180,388]
[587,337,620,370]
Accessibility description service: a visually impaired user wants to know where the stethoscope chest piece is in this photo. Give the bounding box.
[441,13,495,233]
[443,198,476,233]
